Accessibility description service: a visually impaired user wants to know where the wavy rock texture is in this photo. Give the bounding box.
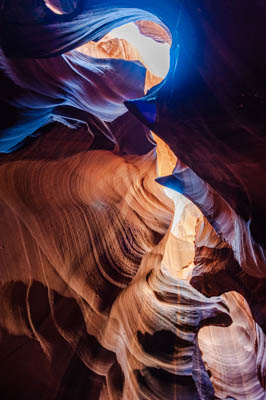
[0,46,148,152]
[158,184,266,399]
[0,129,172,398]
[0,126,232,399]
[44,0,78,14]
[158,163,266,333]
[77,33,162,94]
[135,21,171,45]
[1,1,266,399]
[199,292,266,400]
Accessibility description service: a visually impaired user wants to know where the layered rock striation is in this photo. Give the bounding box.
[0,1,266,399]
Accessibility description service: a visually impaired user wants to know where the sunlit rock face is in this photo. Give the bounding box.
[135,21,171,45]
[1,1,266,399]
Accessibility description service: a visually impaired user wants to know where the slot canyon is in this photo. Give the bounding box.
[0,1,266,399]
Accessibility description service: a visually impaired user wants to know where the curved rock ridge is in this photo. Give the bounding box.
[77,33,173,168]
[44,0,78,14]
[125,1,266,275]
[0,0,175,58]
[0,127,233,399]
[199,292,266,400]
[1,1,266,399]
[135,20,171,45]
[77,34,142,63]
[77,33,163,94]
[157,162,266,279]
[0,28,163,155]
[157,184,266,399]
[101,264,231,399]
[0,129,172,398]
[0,46,148,153]
[156,161,266,338]
[156,167,266,399]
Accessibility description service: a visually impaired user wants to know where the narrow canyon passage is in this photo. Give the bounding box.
[0,2,266,399]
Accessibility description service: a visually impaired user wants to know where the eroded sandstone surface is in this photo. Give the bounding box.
[0,1,266,399]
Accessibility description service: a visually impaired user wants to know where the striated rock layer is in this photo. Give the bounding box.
[0,126,232,399]
[1,1,266,399]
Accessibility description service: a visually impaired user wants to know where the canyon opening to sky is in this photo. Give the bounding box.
[0,2,266,400]
[110,22,170,78]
